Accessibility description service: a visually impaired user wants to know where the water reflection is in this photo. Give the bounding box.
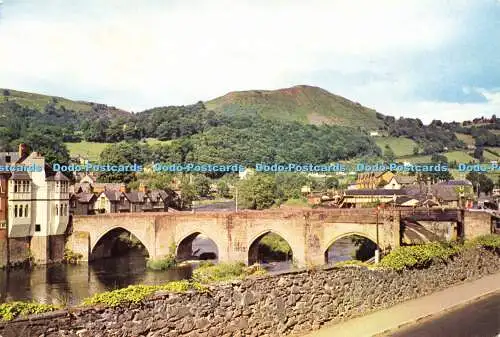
[0,251,192,306]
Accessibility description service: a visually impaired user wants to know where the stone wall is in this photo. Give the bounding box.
[1,247,499,337]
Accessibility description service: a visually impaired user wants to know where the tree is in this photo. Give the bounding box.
[431,154,448,164]
[473,147,484,161]
[20,130,70,165]
[2,89,10,96]
[193,175,211,197]
[465,172,494,195]
[237,173,277,209]
[179,181,196,209]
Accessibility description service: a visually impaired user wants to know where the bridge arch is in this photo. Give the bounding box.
[247,230,294,266]
[175,230,219,261]
[91,226,152,261]
[323,231,379,264]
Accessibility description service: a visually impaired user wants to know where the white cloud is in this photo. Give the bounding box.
[0,0,485,116]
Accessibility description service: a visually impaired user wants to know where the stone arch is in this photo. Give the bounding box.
[323,231,378,264]
[175,230,220,261]
[247,230,294,266]
[91,226,151,260]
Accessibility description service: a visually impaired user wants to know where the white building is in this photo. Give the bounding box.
[7,151,70,242]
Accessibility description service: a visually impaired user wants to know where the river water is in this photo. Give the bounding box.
[0,236,360,306]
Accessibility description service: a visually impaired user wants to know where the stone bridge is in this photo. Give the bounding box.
[65,208,493,267]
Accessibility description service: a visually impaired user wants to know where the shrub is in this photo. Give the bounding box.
[63,248,83,264]
[81,281,204,307]
[464,234,500,249]
[379,242,461,271]
[0,302,58,321]
[146,255,177,270]
[192,262,266,284]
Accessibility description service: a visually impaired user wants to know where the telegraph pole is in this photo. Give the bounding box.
[375,205,380,263]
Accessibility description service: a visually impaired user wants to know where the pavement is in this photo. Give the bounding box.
[300,272,500,337]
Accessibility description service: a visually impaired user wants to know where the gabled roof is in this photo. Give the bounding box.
[101,190,122,202]
[46,171,70,181]
[74,192,96,204]
[9,171,31,180]
[392,175,417,185]
[124,191,148,203]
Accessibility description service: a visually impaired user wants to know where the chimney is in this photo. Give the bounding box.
[119,184,127,193]
[18,143,28,158]
[139,183,147,193]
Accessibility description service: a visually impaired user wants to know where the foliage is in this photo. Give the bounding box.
[192,175,212,197]
[379,242,461,271]
[192,262,267,284]
[146,255,177,270]
[333,260,370,268]
[147,243,177,270]
[62,248,83,264]
[465,172,494,194]
[237,173,277,209]
[0,301,58,321]
[259,233,292,255]
[81,280,204,307]
[464,234,500,249]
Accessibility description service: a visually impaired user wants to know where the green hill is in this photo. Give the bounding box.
[0,88,130,118]
[205,85,384,129]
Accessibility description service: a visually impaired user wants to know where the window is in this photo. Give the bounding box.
[13,182,18,193]
[35,224,41,232]
[25,204,29,217]
[5,156,10,163]
[14,205,17,217]
[55,204,59,216]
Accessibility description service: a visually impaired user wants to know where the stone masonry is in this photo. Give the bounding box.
[0,247,498,337]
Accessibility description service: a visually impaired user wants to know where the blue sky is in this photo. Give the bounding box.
[0,0,499,122]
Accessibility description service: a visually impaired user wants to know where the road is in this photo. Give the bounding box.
[387,293,500,337]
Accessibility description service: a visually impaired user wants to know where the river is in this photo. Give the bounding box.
[0,236,360,306]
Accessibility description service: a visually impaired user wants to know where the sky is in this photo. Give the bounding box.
[0,0,499,123]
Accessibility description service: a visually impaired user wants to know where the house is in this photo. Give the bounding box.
[0,147,26,230]
[384,175,417,190]
[6,148,70,241]
[369,131,380,136]
[94,190,123,213]
[340,189,405,208]
[355,171,395,189]
[69,192,97,215]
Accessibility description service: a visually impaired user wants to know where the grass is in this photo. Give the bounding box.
[455,133,475,146]
[444,151,476,163]
[396,150,477,164]
[282,198,310,207]
[375,137,418,157]
[65,141,112,161]
[205,85,384,129]
[65,138,172,161]
[1,89,94,112]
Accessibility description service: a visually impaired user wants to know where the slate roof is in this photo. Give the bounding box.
[0,152,20,165]
[431,185,459,201]
[344,189,406,196]
[437,180,473,186]
[102,190,122,202]
[71,192,96,203]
